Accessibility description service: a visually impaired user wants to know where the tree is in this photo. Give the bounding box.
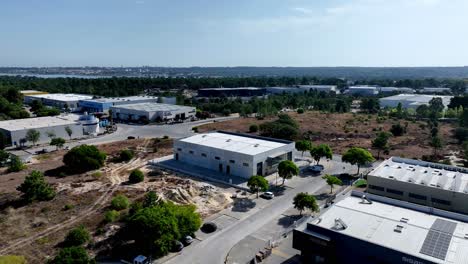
[16,170,55,203]
[143,191,159,207]
[278,160,299,185]
[0,149,9,166]
[372,132,391,159]
[295,140,312,157]
[25,129,40,146]
[129,169,145,184]
[50,246,93,264]
[293,192,319,215]
[430,136,443,157]
[111,194,130,210]
[50,137,66,150]
[416,104,430,118]
[342,147,375,175]
[390,123,406,136]
[360,98,380,113]
[297,108,304,114]
[249,124,258,133]
[64,226,90,247]
[247,175,269,198]
[309,144,333,165]
[119,149,134,162]
[459,108,468,127]
[63,145,106,173]
[65,126,73,140]
[322,174,343,193]
[8,155,26,172]
[104,210,120,223]
[429,97,444,116]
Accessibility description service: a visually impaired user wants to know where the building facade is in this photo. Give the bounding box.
[347,86,379,96]
[110,103,196,123]
[79,96,162,113]
[173,131,295,179]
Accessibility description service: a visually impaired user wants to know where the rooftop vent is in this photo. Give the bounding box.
[394,225,404,233]
[202,135,207,138]
[361,195,372,204]
[254,144,259,147]
[389,176,395,179]
[400,218,409,223]
[226,139,231,142]
[464,234,468,239]
[333,218,348,230]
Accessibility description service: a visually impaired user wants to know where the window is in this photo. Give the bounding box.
[215,156,220,160]
[386,188,403,195]
[409,193,427,200]
[189,150,194,154]
[368,185,384,191]
[201,153,207,157]
[177,148,182,151]
[432,198,451,206]
[243,163,249,167]
[229,160,235,164]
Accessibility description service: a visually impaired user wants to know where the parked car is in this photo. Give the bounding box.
[261,192,274,199]
[308,164,324,173]
[127,136,136,140]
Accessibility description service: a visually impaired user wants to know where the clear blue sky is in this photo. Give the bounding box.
[1,0,467,67]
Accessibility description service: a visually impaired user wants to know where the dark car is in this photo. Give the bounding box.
[127,136,136,140]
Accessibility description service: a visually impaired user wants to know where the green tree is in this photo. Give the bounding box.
[360,98,380,113]
[0,149,9,166]
[342,147,375,175]
[129,169,144,184]
[63,145,106,173]
[416,104,430,118]
[429,97,444,117]
[143,191,159,208]
[430,136,443,157]
[65,126,73,140]
[278,160,299,185]
[309,144,333,165]
[390,123,406,136]
[247,175,269,198]
[295,140,312,157]
[50,246,93,264]
[111,194,130,210]
[104,210,120,223]
[119,149,134,162]
[16,170,55,203]
[460,109,468,127]
[50,137,66,150]
[322,174,343,193]
[372,132,391,159]
[25,129,40,146]
[249,124,258,133]
[64,226,91,247]
[293,192,319,215]
[8,155,26,172]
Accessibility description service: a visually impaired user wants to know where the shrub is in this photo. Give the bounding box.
[63,204,74,211]
[354,179,368,188]
[8,156,26,173]
[390,123,406,136]
[129,169,144,184]
[111,195,129,210]
[16,170,55,203]
[0,255,27,264]
[104,210,120,223]
[119,149,134,162]
[63,145,106,174]
[50,246,93,264]
[64,226,90,247]
[249,124,258,133]
[297,108,304,114]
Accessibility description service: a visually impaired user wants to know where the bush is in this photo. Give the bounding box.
[8,156,26,173]
[63,145,106,174]
[16,170,55,203]
[249,124,258,133]
[390,123,406,136]
[63,204,74,211]
[297,108,304,114]
[0,255,27,264]
[50,246,93,264]
[192,126,199,133]
[64,226,90,247]
[104,210,120,223]
[119,149,134,162]
[354,179,368,188]
[111,195,129,210]
[129,169,144,184]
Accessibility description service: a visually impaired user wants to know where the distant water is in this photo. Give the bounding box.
[0,73,112,79]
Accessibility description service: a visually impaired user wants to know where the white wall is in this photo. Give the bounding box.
[9,123,83,146]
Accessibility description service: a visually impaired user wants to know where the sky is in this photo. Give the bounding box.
[1,0,468,67]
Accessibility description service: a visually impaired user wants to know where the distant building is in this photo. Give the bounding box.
[197,87,267,98]
[293,191,468,264]
[79,96,161,113]
[422,87,452,94]
[379,94,453,109]
[267,85,338,94]
[367,157,468,214]
[110,103,196,123]
[19,90,49,96]
[379,87,415,94]
[24,93,93,111]
[0,114,98,147]
[173,131,295,179]
[347,86,379,96]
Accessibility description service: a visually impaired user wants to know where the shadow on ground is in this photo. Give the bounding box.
[277,215,303,228]
[231,197,256,212]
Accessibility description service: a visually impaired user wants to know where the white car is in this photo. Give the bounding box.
[261,192,275,199]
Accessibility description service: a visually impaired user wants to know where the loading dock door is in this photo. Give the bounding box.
[219,164,223,173]
[257,162,263,176]
[226,165,230,175]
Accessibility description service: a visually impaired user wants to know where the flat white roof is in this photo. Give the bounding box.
[81,96,158,103]
[370,157,468,194]
[25,93,93,102]
[0,114,81,131]
[310,195,468,263]
[19,90,46,94]
[111,103,195,112]
[179,132,291,156]
[349,86,378,90]
[199,87,264,91]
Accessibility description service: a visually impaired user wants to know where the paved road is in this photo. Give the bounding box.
[164,173,327,264]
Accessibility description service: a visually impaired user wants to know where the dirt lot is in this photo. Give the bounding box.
[198,111,459,160]
[0,137,233,263]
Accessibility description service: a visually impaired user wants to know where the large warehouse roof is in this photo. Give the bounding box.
[111,103,194,112]
[0,114,80,131]
[370,157,468,194]
[199,87,263,91]
[26,93,93,102]
[380,94,453,106]
[305,193,468,263]
[81,96,158,103]
[179,131,291,156]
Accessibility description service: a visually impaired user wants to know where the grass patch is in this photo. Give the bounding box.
[354,179,367,188]
[36,237,50,245]
[36,154,52,161]
[92,171,103,179]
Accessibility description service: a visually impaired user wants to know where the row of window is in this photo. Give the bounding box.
[368,185,451,206]
[177,148,249,167]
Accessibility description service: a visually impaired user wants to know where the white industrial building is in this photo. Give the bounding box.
[422,87,452,94]
[24,93,93,111]
[379,87,415,94]
[0,114,98,147]
[266,85,338,94]
[173,131,295,179]
[79,96,160,113]
[110,103,196,123]
[379,94,453,109]
[347,86,379,96]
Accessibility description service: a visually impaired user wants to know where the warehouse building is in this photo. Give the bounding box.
[422,87,452,94]
[173,131,295,179]
[79,96,159,113]
[347,86,379,96]
[197,87,267,98]
[267,85,338,94]
[379,94,453,109]
[24,93,93,111]
[0,114,91,147]
[379,87,415,94]
[293,191,468,264]
[367,157,468,214]
[19,90,49,96]
[110,103,196,123]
